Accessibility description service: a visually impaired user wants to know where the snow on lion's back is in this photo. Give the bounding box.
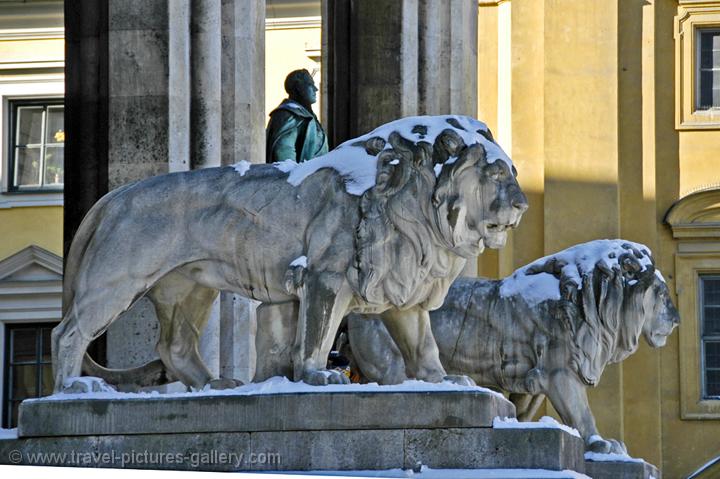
[498,239,665,307]
[261,115,513,196]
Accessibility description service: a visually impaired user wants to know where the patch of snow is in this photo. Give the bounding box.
[493,416,581,438]
[389,159,400,165]
[277,115,512,196]
[274,159,299,173]
[290,255,308,268]
[293,467,589,478]
[231,160,252,176]
[584,452,645,464]
[499,239,662,307]
[0,428,17,440]
[26,376,507,403]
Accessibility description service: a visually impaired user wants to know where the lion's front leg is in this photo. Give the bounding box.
[545,369,627,454]
[293,272,352,385]
[380,307,473,385]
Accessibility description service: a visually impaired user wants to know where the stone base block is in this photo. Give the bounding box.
[18,388,513,437]
[585,458,661,479]
[0,427,584,472]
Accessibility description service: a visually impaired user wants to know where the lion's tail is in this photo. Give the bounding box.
[63,182,137,313]
[82,353,173,388]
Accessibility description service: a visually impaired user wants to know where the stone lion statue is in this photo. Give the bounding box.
[346,240,679,454]
[53,115,528,392]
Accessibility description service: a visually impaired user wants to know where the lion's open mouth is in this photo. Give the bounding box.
[486,223,509,233]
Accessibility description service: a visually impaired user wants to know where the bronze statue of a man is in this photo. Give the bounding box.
[266,69,328,163]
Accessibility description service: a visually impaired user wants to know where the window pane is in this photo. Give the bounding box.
[11,365,38,399]
[9,401,20,429]
[40,365,53,396]
[15,106,44,145]
[11,329,37,363]
[704,306,720,335]
[706,341,720,368]
[43,146,64,186]
[699,31,720,109]
[45,105,64,144]
[699,71,716,109]
[706,369,720,397]
[14,147,42,187]
[41,328,52,363]
[703,277,720,305]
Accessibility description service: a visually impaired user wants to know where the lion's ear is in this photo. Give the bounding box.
[432,143,486,207]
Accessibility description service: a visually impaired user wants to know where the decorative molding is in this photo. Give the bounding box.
[478,0,511,6]
[665,188,720,238]
[0,192,63,209]
[0,245,63,281]
[266,16,321,30]
[675,3,720,129]
[0,27,64,41]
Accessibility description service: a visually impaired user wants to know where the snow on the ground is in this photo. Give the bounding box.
[274,115,511,196]
[283,466,589,478]
[584,452,646,464]
[499,239,662,307]
[27,376,507,402]
[0,427,17,440]
[493,416,581,439]
[232,160,252,176]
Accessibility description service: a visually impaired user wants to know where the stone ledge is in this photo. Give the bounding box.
[18,389,514,437]
[585,458,661,479]
[0,427,584,472]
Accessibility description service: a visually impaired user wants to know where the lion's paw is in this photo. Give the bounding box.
[206,378,243,390]
[444,374,477,387]
[587,435,628,455]
[303,369,350,386]
[62,376,116,394]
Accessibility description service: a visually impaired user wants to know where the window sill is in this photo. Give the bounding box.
[0,192,62,209]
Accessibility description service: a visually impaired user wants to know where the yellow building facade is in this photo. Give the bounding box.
[477,1,720,477]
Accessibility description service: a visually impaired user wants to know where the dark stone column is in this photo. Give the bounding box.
[322,0,478,146]
[63,0,109,260]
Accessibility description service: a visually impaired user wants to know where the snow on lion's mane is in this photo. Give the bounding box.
[499,239,665,307]
[263,115,512,196]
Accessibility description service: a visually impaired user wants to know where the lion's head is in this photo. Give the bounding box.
[512,240,679,386]
[347,115,527,307]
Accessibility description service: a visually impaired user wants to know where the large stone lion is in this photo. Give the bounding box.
[346,240,679,454]
[53,115,528,392]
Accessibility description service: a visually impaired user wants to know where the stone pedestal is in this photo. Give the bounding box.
[585,457,662,479]
[3,387,590,473]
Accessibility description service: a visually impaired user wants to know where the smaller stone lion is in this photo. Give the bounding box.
[347,240,679,454]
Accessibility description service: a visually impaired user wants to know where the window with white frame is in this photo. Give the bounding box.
[698,29,720,111]
[701,275,720,399]
[8,99,64,191]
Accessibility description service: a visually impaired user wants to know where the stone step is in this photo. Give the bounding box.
[585,457,661,479]
[0,427,584,472]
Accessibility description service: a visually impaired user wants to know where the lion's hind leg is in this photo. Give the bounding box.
[149,272,238,390]
[52,304,92,392]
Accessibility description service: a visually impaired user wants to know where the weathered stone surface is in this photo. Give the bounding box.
[349,240,679,454]
[585,459,661,479]
[1,426,586,473]
[55,116,526,393]
[405,428,585,472]
[18,389,514,438]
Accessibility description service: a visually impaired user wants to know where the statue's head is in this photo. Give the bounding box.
[285,69,317,107]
